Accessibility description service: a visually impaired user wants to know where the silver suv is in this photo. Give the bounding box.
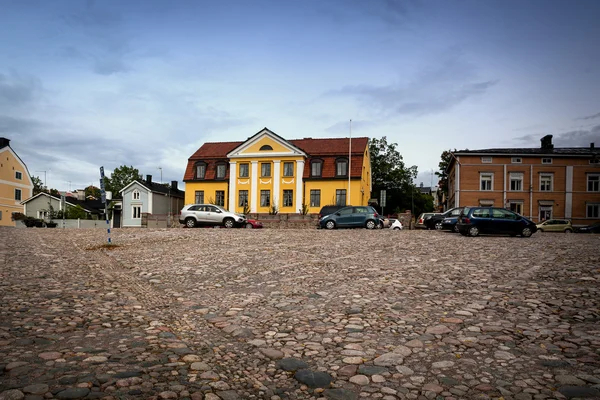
[179,204,247,228]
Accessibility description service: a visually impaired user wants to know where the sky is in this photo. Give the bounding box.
[1,0,599,192]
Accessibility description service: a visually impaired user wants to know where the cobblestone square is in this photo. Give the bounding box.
[1,228,599,400]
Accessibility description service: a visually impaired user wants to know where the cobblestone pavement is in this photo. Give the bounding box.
[1,227,599,400]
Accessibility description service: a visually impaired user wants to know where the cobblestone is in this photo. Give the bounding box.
[1,227,599,399]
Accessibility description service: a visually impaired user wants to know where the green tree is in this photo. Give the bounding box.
[85,185,102,199]
[32,176,44,195]
[104,165,141,197]
[435,150,455,209]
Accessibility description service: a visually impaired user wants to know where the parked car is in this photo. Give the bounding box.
[425,207,463,230]
[245,219,263,229]
[388,218,403,230]
[456,207,537,237]
[576,222,600,233]
[441,216,460,232]
[536,219,573,233]
[318,206,380,230]
[318,205,347,220]
[180,204,247,228]
[415,212,439,229]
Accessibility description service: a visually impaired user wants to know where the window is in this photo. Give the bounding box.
[480,173,493,191]
[511,157,522,164]
[542,158,552,164]
[336,189,346,206]
[510,172,523,191]
[133,206,141,219]
[195,163,206,179]
[259,145,273,151]
[310,190,321,207]
[38,210,49,219]
[587,203,600,218]
[0,211,2,220]
[15,171,22,180]
[591,159,600,165]
[216,164,226,179]
[132,190,140,200]
[336,159,348,176]
[481,157,492,163]
[261,163,271,177]
[195,190,204,204]
[472,208,490,218]
[508,201,523,215]
[540,174,553,192]
[260,190,270,207]
[588,174,600,192]
[238,190,248,207]
[539,206,552,221]
[215,191,225,206]
[283,190,293,207]
[15,188,21,201]
[283,162,294,177]
[311,160,322,177]
[239,163,249,178]
[492,208,517,219]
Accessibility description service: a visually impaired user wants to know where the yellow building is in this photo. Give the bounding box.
[0,138,34,227]
[183,128,372,214]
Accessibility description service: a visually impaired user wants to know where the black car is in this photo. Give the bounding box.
[456,207,537,237]
[441,216,460,232]
[425,207,463,230]
[576,222,600,233]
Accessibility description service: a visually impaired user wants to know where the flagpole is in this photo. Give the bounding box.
[348,119,352,206]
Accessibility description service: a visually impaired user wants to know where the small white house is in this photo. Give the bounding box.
[120,175,184,227]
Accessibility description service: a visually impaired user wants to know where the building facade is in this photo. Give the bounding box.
[0,138,33,227]
[183,128,372,214]
[120,176,185,227]
[446,135,600,225]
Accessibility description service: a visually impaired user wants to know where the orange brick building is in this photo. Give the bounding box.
[446,135,600,226]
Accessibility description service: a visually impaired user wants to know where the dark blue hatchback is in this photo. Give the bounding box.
[318,206,380,230]
[456,207,537,237]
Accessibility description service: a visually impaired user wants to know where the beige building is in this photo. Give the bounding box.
[0,138,34,227]
[446,135,600,226]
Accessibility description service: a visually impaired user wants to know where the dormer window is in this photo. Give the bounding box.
[132,190,140,200]
[216,163,227,179]
[311,160,323,177]
[195,162,206,179]
[336,158,348,177]
[260,145,273,151]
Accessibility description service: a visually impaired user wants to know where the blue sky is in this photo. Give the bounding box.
[1,0,599,192]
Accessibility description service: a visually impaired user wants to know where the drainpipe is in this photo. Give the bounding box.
[529,164,533,219]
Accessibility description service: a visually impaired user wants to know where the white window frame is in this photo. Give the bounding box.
[132,206,142,219]
[511,157,522,164]
[587,173,600,192]
[542,158,552,164]
[587,203,600,218]
[480,173,493,191]
[132,189,140,200]
[15,171,22,180]
[509,172,524,191]
[540,173,553,192]
[481,156,492,163]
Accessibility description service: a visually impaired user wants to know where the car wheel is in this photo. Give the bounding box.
[325,220,336,230]
[468,226,479,237]
[245,223,253,229]
[453,225,459,233]
[538,228,544,232]
[223,218,235,228]
[565,228,573,233]
[366,220,376,230]
[521,227,533,237]
[185,218,196,228]
[435,221,443,230]
[393,227,401,230]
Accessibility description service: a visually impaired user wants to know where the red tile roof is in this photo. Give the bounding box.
[184,137,369,181]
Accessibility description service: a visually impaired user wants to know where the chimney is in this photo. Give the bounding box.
[146,174,152,184]
[591,143,595,149]
[171,180,178,191]
[0,137,10,148]
[540,135,554,150]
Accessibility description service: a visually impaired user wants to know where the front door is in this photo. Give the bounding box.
[113,209,121,228]
[539,206,552,222]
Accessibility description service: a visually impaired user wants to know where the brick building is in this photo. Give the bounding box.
[446,135,600,225]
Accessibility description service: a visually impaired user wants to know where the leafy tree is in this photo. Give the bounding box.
[32,176,44,195]
[104,165,141,197]
[435,150,455,209]
[85,185,102,199]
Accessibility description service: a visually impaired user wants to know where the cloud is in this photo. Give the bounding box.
[325,119,375,136]
[328,50,497,117]
[576,111,600,121]
[515,125,600,147]
[0,71,43,107]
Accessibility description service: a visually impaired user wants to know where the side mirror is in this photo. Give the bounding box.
[335,212,341,216]
[216,209,222,213]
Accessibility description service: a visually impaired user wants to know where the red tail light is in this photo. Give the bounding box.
[463,218,470,224]
[418,218,423,224]
[374,213,378,218]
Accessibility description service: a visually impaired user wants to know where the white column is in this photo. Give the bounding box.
[273,160,281,208]
[296,160,304,212]
[565,166,573,219]
[229,161,237,211]
[251,161,258,213]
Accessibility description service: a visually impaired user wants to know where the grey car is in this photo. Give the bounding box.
[179,204,247,228]
[318,205,380,230]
